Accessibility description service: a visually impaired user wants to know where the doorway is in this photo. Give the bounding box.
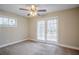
[37,17,58,42]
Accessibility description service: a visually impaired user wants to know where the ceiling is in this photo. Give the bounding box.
[0,4,79,17]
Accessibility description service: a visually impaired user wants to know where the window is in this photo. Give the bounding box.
[0,17,3,24]
[3,18,9,25]
[0,17,16,27]
[9,19,16,26]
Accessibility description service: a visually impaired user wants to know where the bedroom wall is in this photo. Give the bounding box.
[0,10,29,46]
[29,7,79,48]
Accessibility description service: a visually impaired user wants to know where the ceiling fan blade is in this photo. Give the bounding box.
[37,9,46,12]
[19,8,29,11]
[27,14,30,16]
[37,13,41,16]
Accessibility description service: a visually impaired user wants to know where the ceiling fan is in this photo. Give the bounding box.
[19,5,46,16]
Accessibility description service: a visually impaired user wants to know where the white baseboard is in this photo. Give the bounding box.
[58,43,79,50]
[0,39,27,48]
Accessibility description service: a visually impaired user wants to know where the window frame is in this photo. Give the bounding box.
[0,16,17,27]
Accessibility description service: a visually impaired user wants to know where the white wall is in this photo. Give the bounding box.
[0,10,29,46]
[29,7,79,47]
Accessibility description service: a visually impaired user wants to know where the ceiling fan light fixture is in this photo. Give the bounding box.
[31,5,37,11]
[19,4,46,17]
[32,5,35,9]
[30,11,37,16]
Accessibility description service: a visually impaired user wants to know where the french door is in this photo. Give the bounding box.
[37,20,45,40]
[37,18,58,42]
[47,20,58,42]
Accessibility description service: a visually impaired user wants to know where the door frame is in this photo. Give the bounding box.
[36,17,59,43]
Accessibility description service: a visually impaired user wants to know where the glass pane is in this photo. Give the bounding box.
[53,19,57,23]
[3,18,8,25]
[47,19,57,42]
[9,19,16,26]
[37,21,45,40]
[0,17,3,24]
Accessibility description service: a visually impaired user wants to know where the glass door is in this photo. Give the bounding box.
[37,17,58,42]
[37,20,45,40]
[47,19,58,42]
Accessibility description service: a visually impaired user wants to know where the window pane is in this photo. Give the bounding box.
[37,21,45,40]
[3,18,8,25]
[0,17,3,24]
[53,19,57,23]
[47,19,57,41]
[9,19,16,25]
